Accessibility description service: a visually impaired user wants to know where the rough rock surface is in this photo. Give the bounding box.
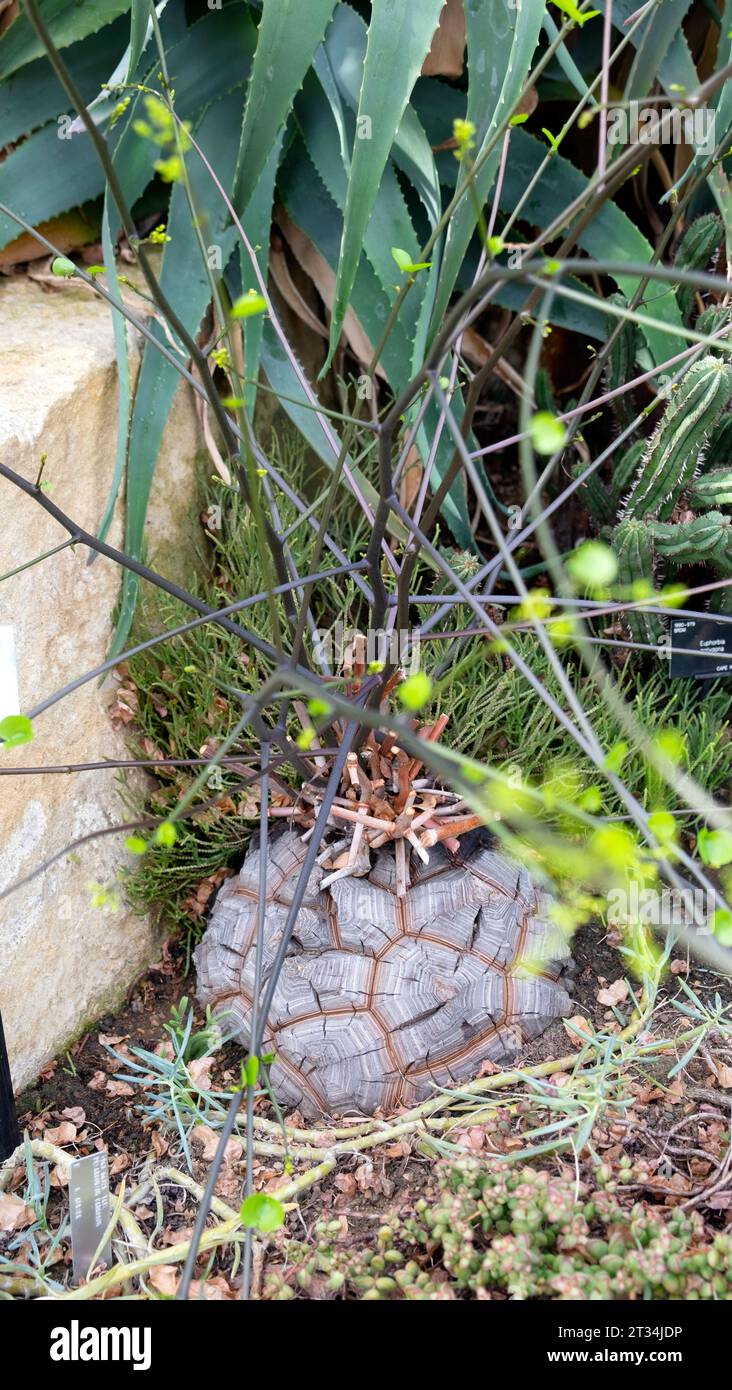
[196,830,573,1116]
[0,275,202,1088]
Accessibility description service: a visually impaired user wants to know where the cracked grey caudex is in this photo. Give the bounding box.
[197,714,573,1118]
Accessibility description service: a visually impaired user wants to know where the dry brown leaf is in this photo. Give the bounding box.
[0,1193,35,1232]
[87,1071,108,1092]
[515,85,538,120]
[334,1173,357,1199]
[148,1264,179,1297]
[276,208,387,378]
[187,1056,215,1090]
[0,208,99,270]
[61,1106,86,1128]
[269,242,328,339]
[383,1139,411,1160]
[563,1014,594,1041]
[105,1079,134,1099]
[708,1058,732,1089]
[666,1076,686,1105]
[354,1161,394,1198]
[422,0,465,77]
[597,978,629,1007]
[188,1276,236,1300]
[151,1130,169,1159]
[191,1124,219,1162]
[109,1153,130,1177]
[461,326,526,396]
[43,1121,77,1146]
[398,444,423,513]
[191,1124,242,1165]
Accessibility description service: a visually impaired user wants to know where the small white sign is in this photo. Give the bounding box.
[0,626,19,720]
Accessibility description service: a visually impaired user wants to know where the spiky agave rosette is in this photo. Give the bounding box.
[195,661,573,1116]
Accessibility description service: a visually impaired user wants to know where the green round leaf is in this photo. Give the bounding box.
[307,698,332,722]
[51,256,77,278]
[711,908,732,947]
[528,411,567,455]
[567,540,618,589]
[245,1054,260,1087]
[0,714,33,749]
[125,836,148,855]
[240,1192,285,1233]
[647,810,677,844]
[397,672,433,711]
[155,821,178,848]
[231,289,267,319]
[698,827,732,869]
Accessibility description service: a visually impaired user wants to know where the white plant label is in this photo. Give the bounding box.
[0,626,20,720]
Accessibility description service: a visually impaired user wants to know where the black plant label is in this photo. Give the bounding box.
[670,617,732,678]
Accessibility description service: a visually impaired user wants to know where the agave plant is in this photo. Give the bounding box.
[0,0,695,650]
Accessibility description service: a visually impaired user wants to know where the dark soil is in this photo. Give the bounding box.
[6,918,732,1299]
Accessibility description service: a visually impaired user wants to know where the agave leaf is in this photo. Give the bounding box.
[0,18,127,147]
[126,0,154,82]
[232,0,338,219]
[279,134,469,546]
[0,7,256,255]
[492,273,609,340]
[324,6,442,231]
[625,0,693,99]
[324,0,445,371]
[295,72,422,357]
[239,132,284,422]
[417,394,474,551]
[429,0,545,340]
[542,9,590,100]
[609,0,698,96]
[279,135,412,387]
[92,191,132,547]
[499,128,685,365]
[112,92,242,655]
[65,0,171,133]
[0,0,131,81]
[0,122,103,253]
[259,319,401,550]
[312,40,351,174]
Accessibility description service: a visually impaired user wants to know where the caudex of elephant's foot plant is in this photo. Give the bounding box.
[195,677,574,1116]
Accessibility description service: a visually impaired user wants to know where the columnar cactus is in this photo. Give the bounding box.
[623,357,732,520]
[581,313,732,638]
